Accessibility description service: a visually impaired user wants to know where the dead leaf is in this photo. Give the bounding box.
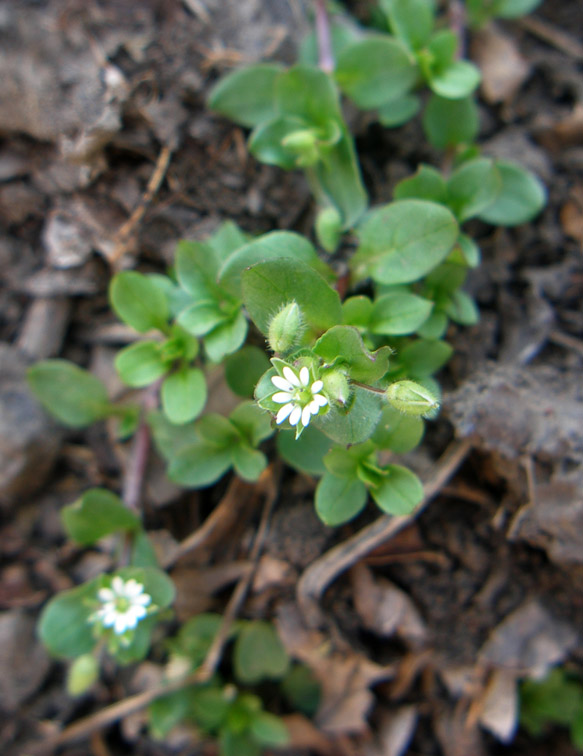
[0,610,51,711]
[478,599,579,678]
[537,104,583,152]
[172,561,252,620]
[283,713,335,756]
[434,703,487,756]
[560,185,583,246]
[477,669,519,743]
[472,25,531,104]
[276,602,395,735]
[351,564,427,647]
[251,555,295,593]
[364,705,418,756]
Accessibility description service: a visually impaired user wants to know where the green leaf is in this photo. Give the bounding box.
[335,36,418,109]
[250,712,289,747]
[477,160,546,226]
[161,367,207,424]
[428,60,481,99]
[249,114,308,170]
[190,685,231,731]
[314,386,383,445]
[130,530,159,568]
[176,300,227,337]
[394,164,448,204]
[219,231,332,297]
[38,578,99,658]
[342,295,374,330]
[207,220,250,263]
[495,0,542,18]
[351,199,458,285]
[315,205,343,253]
[149,688,197,739]
[220,730,261,756]
[314,325,392,383]
[299,18,361,66]
[458,233,481,267]
[115,341,169,387]
[281,665,321,716]
[275,64,341,125]
[27,360,112,428]
[67,653,99,696]
[234,621,289,684]
[277,425,333,476]
[423,94,479,149]
[416,309,448,339]
[370,292,433,335]
[231,445,267,482]
[399,338,453,377]
[444,290,480,325]
[224,346,270,398]
[175,240,221,301]
[377,93,421,126]
[147,410,199,461]
[229,402,273,447]
[109,272,169,333]
[118,566,175,609]
[168,438,233,488]
[323,445,366,479]
[381,0,435,50]
[371,405,425,453]
[446,157,502,221]
[207,63,283,127]
[242,258,342,338]
[315,472,368,526]
[204,310,248,362]
[62,488,140,545]
[371,464,424,514]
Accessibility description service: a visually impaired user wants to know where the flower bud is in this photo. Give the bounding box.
[315,206,343,253]
[385,380,439,417]
[67,654,99,697]
[267,302,305,354]
[281,129,320,167]
[322,370,351,407]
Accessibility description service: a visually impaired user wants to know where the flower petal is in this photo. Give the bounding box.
[311,380,323,393]
[98,588,115,602]
[283,366,301,387]
[111,576,125,595]
[276,403,295,424]
[272,391,293,404]
[114,614,128,634]
[299,367,310,386]
[313,394,328,407]
[271,375,293,391]
[289,405,302,426]
[301,405,312,427]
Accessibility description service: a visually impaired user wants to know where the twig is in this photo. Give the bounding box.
[194,464,279,682]
[448,0,466,60]
[519,15,583,61]
[549,329,583,357]
[296,437,473,628]
[122,382,160,513]
[315,0,334,73]
[109,144,172,267]
[163,475,259,568]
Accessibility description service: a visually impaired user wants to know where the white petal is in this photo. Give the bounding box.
[308,400,321,415]
[134,593,152,607]
[102,610,118,627]
[111,576,125,595]
[131,605,147,621]
[114,614,128,634]
[271,375,293,391]
[98,588,115,602]
[272,391,294,404]
[313,394,328,407]
[123,579,143,598]
[301,405,312,427]
[276,403,295,424]
[311,380,323,393]
[299,367,310,386]
[289,405,302,426]
[283,366,301,386]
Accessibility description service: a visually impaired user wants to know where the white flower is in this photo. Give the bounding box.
[271,365,328,429]
[91,576,152,636]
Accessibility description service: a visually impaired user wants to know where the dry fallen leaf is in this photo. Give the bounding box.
[477,669,519,743]
[472,25,531,104]
[350,563,427,647]
[364,705,418,756]
[560,185,583,247]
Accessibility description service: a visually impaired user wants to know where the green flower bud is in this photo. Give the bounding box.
[322,370,351,407]
[315,206,343,253]
[67,653,99,697]
[267,302,305,354]
[385,380,439,417]
[281,129,320,167]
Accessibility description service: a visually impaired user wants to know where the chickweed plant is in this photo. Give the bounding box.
[28,1,546,752]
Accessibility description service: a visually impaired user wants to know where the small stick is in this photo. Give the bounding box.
[315,0,334,73]
[519,15,583,61]
[109,145,172,267]
[122,382,160,513]
[297,437,473,628]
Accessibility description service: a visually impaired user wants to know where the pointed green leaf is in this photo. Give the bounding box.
[204,310,248,362]
[447,157,502,221]
[394,164,448,203]
[115,341,168,387]
[370,292,434,335]
[27,360,112,427]
[477,161,546,226]
[275,64,341,125]
[423,94,479,149]
[381,0,435,50]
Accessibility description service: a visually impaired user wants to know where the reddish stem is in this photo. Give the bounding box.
[315,0,334,73]
[122,382,160,512]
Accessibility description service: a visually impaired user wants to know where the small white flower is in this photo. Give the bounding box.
[271,365,328,430]
[90,576,152,636]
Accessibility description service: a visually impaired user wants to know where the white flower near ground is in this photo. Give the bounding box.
[91,576,152,635]
[271,365,328,429]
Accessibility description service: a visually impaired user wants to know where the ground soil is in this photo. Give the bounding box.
[0,1,582,755]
